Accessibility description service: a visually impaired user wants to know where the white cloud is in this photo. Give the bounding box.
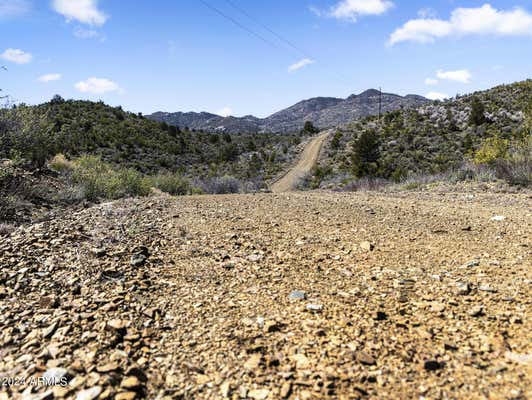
[288,58,315,72]
[424,78,438,86]
[1,48,32,64]
[436,69,472,83]
[389,4,532,45]
[38,73,62,83]
[0,0,30,17]
[328,0,393,22]
[426,91,449,101]
[75,77,121,94]
[52,0,107,26]
[217,107,233,117]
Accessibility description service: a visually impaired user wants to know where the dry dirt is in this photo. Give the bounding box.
[0,191,531,400]
[271,131,331,193]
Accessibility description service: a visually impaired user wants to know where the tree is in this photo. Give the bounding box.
[469,96,486,126]
[303,121,319,134]
[351,130,380,177]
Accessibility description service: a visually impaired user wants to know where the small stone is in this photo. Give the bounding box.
[479,284,497,293]
[357,351,376,365]
[244,354,262,370]
[306,303,323,312]
[96,362,119,372]
[468,305,484,317]
[463,260,480,268]
[288,290,306,300]
[360,241,374,252]
[292,354,310,369]
[505,351,532,365]
[76,386,102,400]
[39,295,59,308]
[115,392,137,400]
[491,215,506,221]
[130,254,147,267]
[423,360,444,371]
[91,247,106,257]
[430,303,445,313]
[456,282,470,295]
[247,254,263,262]
[264,320,282,333]
[121,376,141,389]
[108,319,128,330]
[280,382,292,398]
[248,389,269,400]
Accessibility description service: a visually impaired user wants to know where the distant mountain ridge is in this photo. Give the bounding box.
[148,89,429,133]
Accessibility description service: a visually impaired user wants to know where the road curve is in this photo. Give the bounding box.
[271,130,331,192]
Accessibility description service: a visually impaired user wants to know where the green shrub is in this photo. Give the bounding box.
[153,172,190,195]
[473,136,509,165]
[72,155,151,201]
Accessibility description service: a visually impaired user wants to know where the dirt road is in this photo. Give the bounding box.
[271,130,331,192]
[1,191,530,399]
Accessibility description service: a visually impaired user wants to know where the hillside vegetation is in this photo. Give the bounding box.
[310,80,531,190]
[0,97,315,223]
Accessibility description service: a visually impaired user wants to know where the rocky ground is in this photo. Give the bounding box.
[0,191,530,399]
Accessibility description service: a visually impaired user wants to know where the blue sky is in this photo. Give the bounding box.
[1,0,531,117]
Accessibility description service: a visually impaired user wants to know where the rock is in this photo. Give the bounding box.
[463,260,480,268]
[490,215,506,221]
[76,386,102,400]
[130,254,147,267]
[248,389,269,400]
[264,320,282,333]
[505,352,532,365]
[357,351,376,365]
[280,382,292,398]
[39,295,59,308]
[468,305,484,317]
[292,354,310,369]
[121,376,141,389]
[423,360,444,371]
[306,303,323,312]
[247,253,263,262]
[244,354,262,370]
[288,290,306,300]
[360,241,374,251]
[456,282,470,295]
[479,284,497,293]
[91,247,107,257]
[96,362,119,372]
[115,392,137,400]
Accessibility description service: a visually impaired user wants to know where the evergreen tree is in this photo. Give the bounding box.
[469,97,486,126]
[351,130,380,177]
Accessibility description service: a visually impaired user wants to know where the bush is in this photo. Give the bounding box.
[72,155,151,201]
[48,153,74,173]
[200,175,241,194]
[153,172,190,195]
[494,136,531,186]
[473,136,509,165]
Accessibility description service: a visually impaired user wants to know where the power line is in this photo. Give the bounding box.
[223,0,311,59]
[199,0,353,86]
[198,0,280,50]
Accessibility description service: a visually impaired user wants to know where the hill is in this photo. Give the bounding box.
[308,80,531,189]
[148,89,429,133]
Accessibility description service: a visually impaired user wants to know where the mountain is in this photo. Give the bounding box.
[148,89,429,133]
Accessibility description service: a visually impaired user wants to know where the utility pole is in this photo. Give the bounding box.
[378,87,382,120]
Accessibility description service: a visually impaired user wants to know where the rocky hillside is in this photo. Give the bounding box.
[148,89,429,133]
[310,79,531,189]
